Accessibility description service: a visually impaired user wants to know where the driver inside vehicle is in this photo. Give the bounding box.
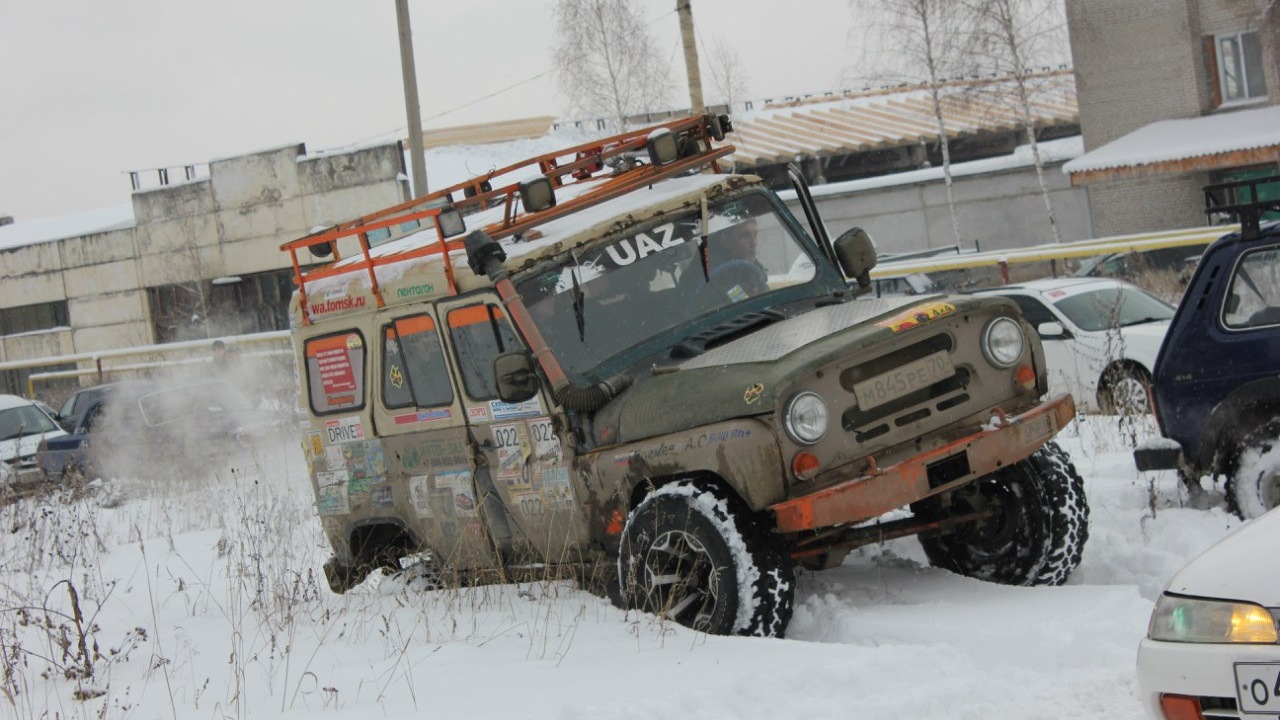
[693,217,769,302]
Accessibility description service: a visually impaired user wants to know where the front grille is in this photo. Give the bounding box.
[838,332,972,435]
[1199,696,1239,719]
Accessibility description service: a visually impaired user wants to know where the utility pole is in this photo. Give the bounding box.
[676,0,705,114]
[396,0,428,197]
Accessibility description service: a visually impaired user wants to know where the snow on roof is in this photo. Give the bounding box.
[801,136,1083,199]
[0,204,135,252]
[1063,104,1280,175]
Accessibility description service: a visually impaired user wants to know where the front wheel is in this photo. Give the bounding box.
[1228,420,1280,520]
[1098,365,1151,415]
[618,480,793,637]
[915,442,1089,586]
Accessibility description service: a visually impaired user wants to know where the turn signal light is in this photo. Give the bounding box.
[791,451,821,481]
[1015,364,1036,391]
[1157,694,1202,720]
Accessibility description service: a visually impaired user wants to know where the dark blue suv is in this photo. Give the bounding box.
[1135,176,1280,518]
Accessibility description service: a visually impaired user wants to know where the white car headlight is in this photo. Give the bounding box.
[1149,594,1279,643]
[982,317,1025,368]
[785,392,828,445]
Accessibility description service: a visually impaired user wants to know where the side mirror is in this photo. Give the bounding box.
[494,351,539,404]
[1037,321,1068,339]
[833,227,878,287]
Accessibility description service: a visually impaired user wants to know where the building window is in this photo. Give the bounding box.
[1209,31,1268,106]
[0,300,69,337]
[147,268,295,343]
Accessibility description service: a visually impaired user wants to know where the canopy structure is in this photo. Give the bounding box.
[1064,104,1280,185]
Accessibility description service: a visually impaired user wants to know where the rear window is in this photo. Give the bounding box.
[304,331,366,415]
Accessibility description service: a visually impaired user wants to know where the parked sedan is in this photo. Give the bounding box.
[1138,509,1280,719]
[0,394,68,488]
[972,277,1175,413]
[41,379,282,483]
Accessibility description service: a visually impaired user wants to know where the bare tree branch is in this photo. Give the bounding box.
[552,0,673,129]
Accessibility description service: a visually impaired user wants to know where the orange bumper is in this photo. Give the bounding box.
[771,394,1076,533]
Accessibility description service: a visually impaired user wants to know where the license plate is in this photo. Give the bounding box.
[854,351,954,410]
[1235,663,1280,714]
[1016,413,1054,445]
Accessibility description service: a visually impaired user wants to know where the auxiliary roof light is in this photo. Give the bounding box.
[646,128,680,166]
[436,206,466,238]
[519,178,557,213]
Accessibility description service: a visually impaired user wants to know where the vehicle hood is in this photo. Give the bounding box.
[1164,508,1280,606]
[0,429,68,462]
[1113,320,1170,365]
[599,295,997,443]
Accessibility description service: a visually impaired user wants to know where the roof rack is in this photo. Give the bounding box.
[281,113,735,325]
[1203,175,1280,241]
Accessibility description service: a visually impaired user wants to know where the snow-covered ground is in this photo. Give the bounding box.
[0,415,1239,719]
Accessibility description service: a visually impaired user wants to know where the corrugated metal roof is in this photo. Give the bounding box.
[725,70,1078,168]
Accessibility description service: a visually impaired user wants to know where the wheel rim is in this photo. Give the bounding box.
[1260,465,1280,513]
[640,529,721,631]
[1109,376,1148,415]
[950,479,1026,559]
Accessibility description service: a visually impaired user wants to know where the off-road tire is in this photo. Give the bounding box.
[1098,365,1151,416]
[916,441,1089,586]
[618,480,794,637]
[323,556,372,594]
[1227,419,1280,520]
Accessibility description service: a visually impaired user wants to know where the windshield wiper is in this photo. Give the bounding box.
[670,309,787,359]
[1121,316,1167,327]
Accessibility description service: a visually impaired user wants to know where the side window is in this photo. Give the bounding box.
[382,314,453,409]
[1005,295,1058,329]
[1223,247,1280,329]
[304,331,366,415]
[447,304,520,401]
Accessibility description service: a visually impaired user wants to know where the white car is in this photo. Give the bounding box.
[1137,508,1280,719]
[973,278,1175,413]
[0,393,68,488]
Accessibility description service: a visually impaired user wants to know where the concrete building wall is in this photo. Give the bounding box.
[1067,0,1206,150]
[0,140,407,366]
[797,161,1092,254]
[1066,0,1278,235]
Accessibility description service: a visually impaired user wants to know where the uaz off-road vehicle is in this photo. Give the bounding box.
[1136,175,1280,519]
[283,115,1089,637]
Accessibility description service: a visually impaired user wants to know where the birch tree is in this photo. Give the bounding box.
[849,0,980,249]
[704,38,749,115]
[967,0,1069,243]
[552,0,672,130]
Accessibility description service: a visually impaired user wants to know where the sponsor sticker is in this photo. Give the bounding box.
[324,416,365,445]
[393,409,453,425]
[489,397,543,421]
[876,301,958,333]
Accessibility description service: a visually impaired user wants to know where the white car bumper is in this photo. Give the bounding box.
[1138,638,1280,719]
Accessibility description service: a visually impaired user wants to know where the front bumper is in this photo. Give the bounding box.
[1137,637,1280,719]
[771,393,1076,532]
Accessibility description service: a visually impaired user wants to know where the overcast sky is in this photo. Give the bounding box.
[0,0,868,221]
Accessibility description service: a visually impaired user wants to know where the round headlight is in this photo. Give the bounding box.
[785,392,828,444]
[982,317,1025,368]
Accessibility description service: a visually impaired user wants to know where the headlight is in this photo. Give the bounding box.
[1149,594,1279,643]
[785,392,828,444]
[982,317,1025,368]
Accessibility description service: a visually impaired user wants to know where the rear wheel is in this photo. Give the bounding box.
[1227,420,1280,520]
[618,480,793,637]
[915,442,1089,586]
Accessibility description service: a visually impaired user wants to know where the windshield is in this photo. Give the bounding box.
[0,403,60,441]
[1052,285,1175,331]
[514,192,819,377]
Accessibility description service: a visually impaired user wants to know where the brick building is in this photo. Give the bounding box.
[1064,0,1280,236]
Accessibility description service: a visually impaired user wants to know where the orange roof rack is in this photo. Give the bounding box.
[281,113,735,325]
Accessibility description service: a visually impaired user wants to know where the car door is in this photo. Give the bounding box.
[437,294,590,567]
[1002,292,1093,406]
[371,308,499,572]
